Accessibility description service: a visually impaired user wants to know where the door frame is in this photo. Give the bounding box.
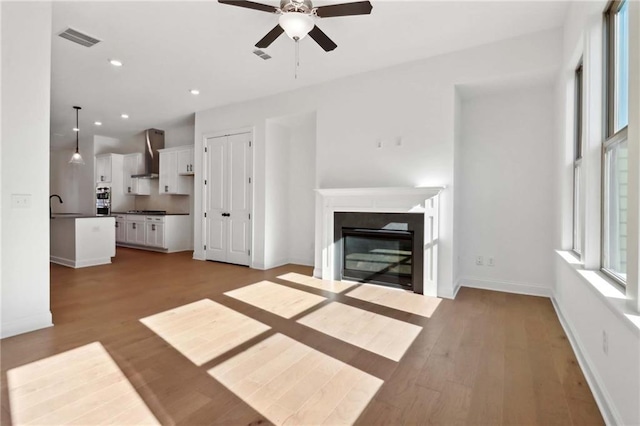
[202,127,254,267]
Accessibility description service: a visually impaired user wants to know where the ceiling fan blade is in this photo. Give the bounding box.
[308,25,337,52]
[315,1,372,18]
[255,25,284,48]
[218,0,279,14]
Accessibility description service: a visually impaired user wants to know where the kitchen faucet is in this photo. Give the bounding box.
[50,194,63,218]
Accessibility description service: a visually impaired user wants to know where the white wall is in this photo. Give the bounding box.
[1,2,53,338]
[163,114,195,149]
[288,115,316,266]
[194,28,562,298]
[262,113,317,269]
[264,121,291,268]
[458,84,555,295]
[50,150,85,214]
[554,1,640,424]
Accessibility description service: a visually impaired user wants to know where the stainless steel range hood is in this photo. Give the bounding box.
[132,128,164,179]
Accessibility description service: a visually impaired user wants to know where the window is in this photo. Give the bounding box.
[573,62,583,256]
[603,0,629,284]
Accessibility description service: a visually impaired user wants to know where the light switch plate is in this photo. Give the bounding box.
[12,194,32,209]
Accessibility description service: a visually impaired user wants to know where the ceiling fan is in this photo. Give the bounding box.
[218,0,373,52]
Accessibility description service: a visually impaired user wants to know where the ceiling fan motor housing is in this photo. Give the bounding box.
[218,0,372,52]
[280,0,314,14]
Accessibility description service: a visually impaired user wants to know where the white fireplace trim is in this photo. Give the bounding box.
[314,186,445,297]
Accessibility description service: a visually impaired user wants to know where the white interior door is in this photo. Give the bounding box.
[226,133,251,265]
[204,132,251,266]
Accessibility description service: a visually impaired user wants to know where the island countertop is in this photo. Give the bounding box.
[111,211,190,216]
[51,213,114,219]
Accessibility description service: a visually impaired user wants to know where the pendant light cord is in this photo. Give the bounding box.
[75,108,79,152]
[74,106,81,153]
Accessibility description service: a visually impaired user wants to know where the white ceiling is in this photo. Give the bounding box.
[50,0,570,149]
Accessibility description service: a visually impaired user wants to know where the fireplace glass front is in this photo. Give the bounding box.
[342,228,413,288]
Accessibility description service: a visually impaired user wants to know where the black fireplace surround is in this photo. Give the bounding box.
[334,212,425,294]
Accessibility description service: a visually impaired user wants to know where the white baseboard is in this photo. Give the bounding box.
[192,250,205,261]
[50,256,111,268]
[1,311,53,339]
[459,277,552,297]
[75,257,111,268]
[252,262,266,270]
[313,268,322,278]
[287,258,314,267]
[50,256,75,268]
[263,259,290,270]
[438,279,462,299]
[551,298,620,426]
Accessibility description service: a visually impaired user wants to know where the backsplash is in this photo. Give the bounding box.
[134,180,191,213]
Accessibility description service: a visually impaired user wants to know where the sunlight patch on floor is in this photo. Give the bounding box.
[7,342,159,425]
[225,280,327,319]
[277,272,358,294]
[297,302,422,362]
[345,283,442,317]
[208,333,383,425]
[140,299,270,366]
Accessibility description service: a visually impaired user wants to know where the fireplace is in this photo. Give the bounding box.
[315,187,443,297]
[334,212,424,293]
[342,228,413,287]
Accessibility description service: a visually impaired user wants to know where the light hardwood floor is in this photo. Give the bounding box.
[1,248,603,425]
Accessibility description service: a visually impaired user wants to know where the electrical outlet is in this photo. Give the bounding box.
[602,330,608,355]
[475,256,483,266]
[487,257,495,267]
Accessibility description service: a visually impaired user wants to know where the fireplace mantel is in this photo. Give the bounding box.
[314,186,444,297]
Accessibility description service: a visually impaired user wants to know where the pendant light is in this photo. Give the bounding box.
[69,106,84,165]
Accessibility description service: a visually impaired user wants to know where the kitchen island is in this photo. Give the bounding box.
[50,214,115,268]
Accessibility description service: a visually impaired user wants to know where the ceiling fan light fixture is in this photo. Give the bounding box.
[279,12,313,41]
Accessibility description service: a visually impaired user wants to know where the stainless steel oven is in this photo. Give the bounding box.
[96,186,111,216]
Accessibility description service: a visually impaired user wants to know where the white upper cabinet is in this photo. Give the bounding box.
[123,153,150,195]
[158,146,193,195]
[95,154,112,183]
[177,147,194,175]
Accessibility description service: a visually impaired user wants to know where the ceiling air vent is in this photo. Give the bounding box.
[253,49,272,60]
[58,27,101,47]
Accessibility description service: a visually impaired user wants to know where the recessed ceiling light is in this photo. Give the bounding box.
[190,89,200,95]
[94,121,102,126]
[109,59,123,67]
[121,114,129,119]
[72,127,80,132]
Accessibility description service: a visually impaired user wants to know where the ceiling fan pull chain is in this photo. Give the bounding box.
[294,38,300,79]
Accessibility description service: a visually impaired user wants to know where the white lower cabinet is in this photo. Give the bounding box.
[126,218,146,245]
[144,216,165,248]
[117,214,191,252]
[115,215,127,243]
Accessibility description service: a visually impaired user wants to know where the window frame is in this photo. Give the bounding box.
[572,61,583,257]
[602,0,629,287]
